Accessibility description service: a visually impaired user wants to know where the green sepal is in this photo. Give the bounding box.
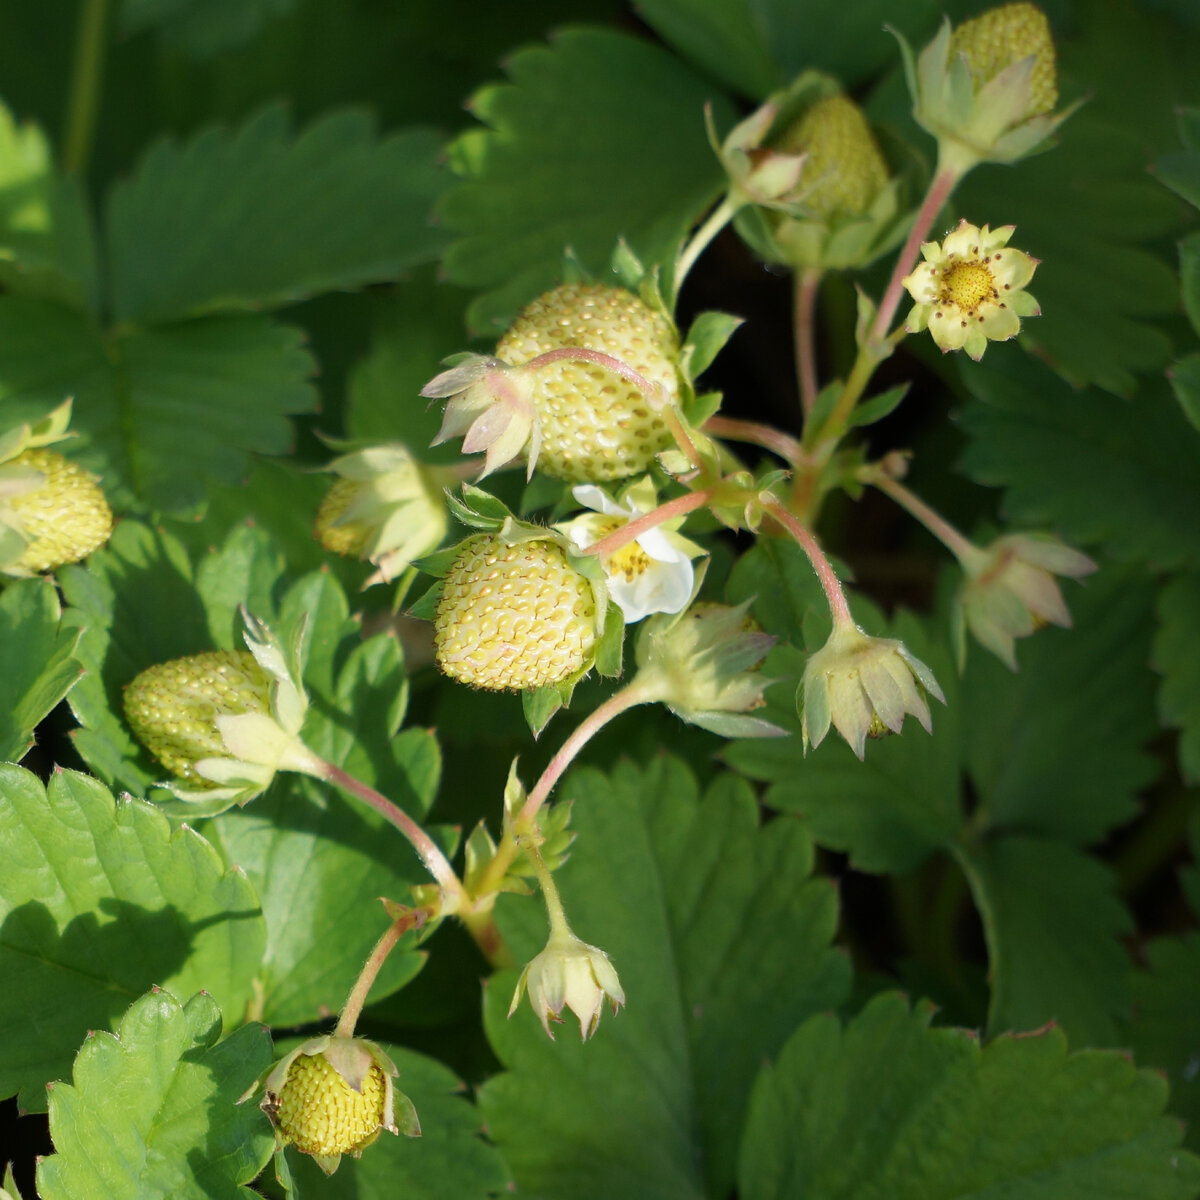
[445,482,516,530]
[412,543,464,579]
[464,818,500,895]
[802,381,843,449]
[560,245,591,285]
[610,239,646,292]
[594,601,626,679]
[849,383,910,429]
[406,578,443,621]
[686,390,725,428]
[682,310,744,382]
[523,683,569,738]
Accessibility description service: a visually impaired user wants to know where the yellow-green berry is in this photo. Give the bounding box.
[497,284,679,482]
[434,532,599,691]
[314,477,371,557]
[776,94,889,219]
[5,447,112,574]
[950,2,1057,117]
[123,650,272,783]
[275,1053,388,1159]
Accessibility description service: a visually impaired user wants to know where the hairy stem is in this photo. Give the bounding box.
[795,267,824,416]
[764,498,854,627]
[675,194,740,291]
[583,488,714,559]
[63,0,110,175]
[704,415,805,465]
[866,470,977,562]
[527,840,571,938]
[335,910,425,1038]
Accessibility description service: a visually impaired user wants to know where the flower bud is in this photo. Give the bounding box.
[954,533,1096,669]
[259,1035,419,1175]
[509,928,625,1040]
[801,621,945,758]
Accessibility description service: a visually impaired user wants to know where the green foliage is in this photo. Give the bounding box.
[481,758,849,1199]
[1154,571,1200,782]
[0,578,82,762]
[0,766,264,1111]
[37,989,274,1199]
[739,991,1200,1199]
[440,29,734,331]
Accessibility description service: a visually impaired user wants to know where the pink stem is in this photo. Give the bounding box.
[796,267,823,416]
[870,167,959,344]
[869,472,976,561]
[765,498,853,626]
[703,415,804,465]
[519,682,653,825]
[318,759,462,895]
[583,489,714,559]
[335,910,426,1038]
[527,347,665,406]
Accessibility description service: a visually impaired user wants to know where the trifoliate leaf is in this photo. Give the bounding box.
[440,29,734,332]
[119,0,298,58]
[0,297,316,514]
[0,766,265,1112]
[480,758,850,1199]
[958,836,1133,1047]
[0,103,96,310]
[739,991,1200,1200]
[959,352,1200,569]
[962,563,1159,842]
[727,612,961,875]
[0,577,83,762]
[1153,570,1200,782]
[106,104,449,323]
[1129,932,1200,1151]
[286,1043,511,1197]
[36,990,273,1199]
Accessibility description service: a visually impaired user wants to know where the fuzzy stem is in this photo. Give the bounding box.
[526,347,664,406]
[870,166,960,344]
[317,759,462,895]
[764,498,854,627]
[866,470,977,562]
[675,194,740,290]
[703,415,804,466]
[662,405,704,473]
[583,488,714,560]
[795,267,824,416]
[335,911,425,1038]
[63,0,110,175]
[519,681,655,826]
[527,840,572,938]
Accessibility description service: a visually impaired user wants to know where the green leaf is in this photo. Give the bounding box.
[725,535,827,642]
[1129,932,1200,1151]
[682,309,743,381]
[959,352,1200,569]
[441,29,734,332]
[286,1044,511,1197]
[739,990,1200,1200]
[1153,571,1200,783]
[37,990,273,1199]
[958,836,1133,1046]
[1169,351,1200,433]
[962,563,1159,842]
[106,104,449,324]
[119,0,298,58]
[0,765,265,1111]
[848,382,908,429]
[0,577,83,762]
[0,297,317,513]
[726,613,962,875]
[1180,232,1200,336]
[480,758,850,1199]
[0,102,96,310]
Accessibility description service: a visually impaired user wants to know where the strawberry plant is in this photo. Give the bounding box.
[2,1,1200,1196]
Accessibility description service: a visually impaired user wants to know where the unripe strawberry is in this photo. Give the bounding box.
[276,1052,388,1159]
[313,477,370,556]
[776,94,889,220]
[497,283,680,482]
[950,2,1057,117]
[123,650,272,783]
[4,447,112,574]
[434,532,600,691]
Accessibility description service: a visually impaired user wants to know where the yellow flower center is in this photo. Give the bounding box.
[597,517,651,582]
[940,261,998,315]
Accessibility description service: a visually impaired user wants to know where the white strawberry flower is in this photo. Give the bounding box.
[559,478,702,624]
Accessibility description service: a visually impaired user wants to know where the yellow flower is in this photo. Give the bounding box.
[902,220,1039,360]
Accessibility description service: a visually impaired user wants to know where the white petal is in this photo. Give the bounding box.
[571,485,624,517]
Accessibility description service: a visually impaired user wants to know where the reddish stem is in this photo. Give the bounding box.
[795,267,823,416]
[764,498,853,626]
[704,415,804,465]
[583,489,714,559]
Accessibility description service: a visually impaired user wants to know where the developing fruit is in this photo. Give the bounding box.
[434,532,600,691]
